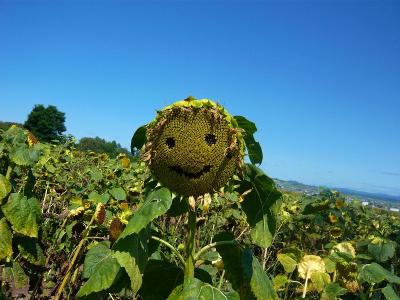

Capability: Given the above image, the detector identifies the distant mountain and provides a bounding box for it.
[274,178,400,204]
[333,187,400,203]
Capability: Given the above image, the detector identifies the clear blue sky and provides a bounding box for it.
[1,0,399,195]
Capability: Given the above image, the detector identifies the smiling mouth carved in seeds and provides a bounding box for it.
[169,165,212,179]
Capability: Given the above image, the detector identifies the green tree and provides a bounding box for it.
[77,137,129,157]
[24,105,66,142]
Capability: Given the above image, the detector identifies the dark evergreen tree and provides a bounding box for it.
[24,105,66,142]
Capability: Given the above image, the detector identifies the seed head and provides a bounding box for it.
[143,97,245,196]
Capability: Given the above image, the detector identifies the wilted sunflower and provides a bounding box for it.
[328,214,338,223]
[330,227,342,238]
[335,199,345,209]
[141,97,245,197]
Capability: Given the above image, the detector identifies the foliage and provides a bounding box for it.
[24,104,66,142]
[77,136,130,158]
[0,122,23,132]
[0,119,399,300]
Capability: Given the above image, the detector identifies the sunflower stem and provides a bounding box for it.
[302,271,310,298]
[184,209,197,284]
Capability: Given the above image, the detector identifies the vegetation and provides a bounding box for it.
[77,137,130,158]
[0,122,23,132]
[0,112,399,299]
[24,105,66,143]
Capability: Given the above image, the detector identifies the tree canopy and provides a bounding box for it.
[76,137,130,157]
[0,122,23,131]
[24,105,66,142]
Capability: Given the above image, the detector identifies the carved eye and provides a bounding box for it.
[205,134,216,146]
[226,151,234,159]
[165,137,175,149]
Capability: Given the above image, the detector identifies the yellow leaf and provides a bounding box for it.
[332,242,356,258]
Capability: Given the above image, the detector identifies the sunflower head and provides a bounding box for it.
[142,97,245,197]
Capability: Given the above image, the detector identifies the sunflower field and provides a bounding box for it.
[0,120,399,299]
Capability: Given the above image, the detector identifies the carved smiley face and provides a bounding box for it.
[145,103,242,197]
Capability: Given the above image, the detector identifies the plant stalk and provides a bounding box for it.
[184,209,197,284]
[6,165,13,180]
[218,270,225,289]
[150,236,185,266]
[262,247,268,270]
[283,271,294,300]
[54,213,96,300]
[193,240,236,261]
[302,271,310,298]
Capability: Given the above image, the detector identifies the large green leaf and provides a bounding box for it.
[16,237,45,266]
[113,227,150,273]
[116,187,172,241]
[140,260,184,300]
[113,251,142,295]
[0,218,13,260]
[368,237,397,263]
[82,242,113,279]
[76,253,121,298]
[277,253,297,273]
[238,164,281,248]
[167,278,239,300]
[242,248,278,300]
[234,116,262,165]
[2,193,41,238]
[321,283,347,300]
[79,243,144,297]
[214,233,243,290]
[9,144,42,166]
[215,232,278,300]
[131,125,147,154]
[358,263,387,284]
[386,271,400,284]
[272,274,288,290]
[90,168,103,182]
[0,174,11,202]
[3,126,28,145]
[88,191,109,205]
[359,263,400,284]
[109,187,126,201]
[382,285,400,300]
[139,259,215,300]
[111,188,166,288]
[311,272,331,292]
[167,196,189,217]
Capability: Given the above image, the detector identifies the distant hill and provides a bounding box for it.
[334,187,400,203]
[274,178,320,194]
[274,178,400,204]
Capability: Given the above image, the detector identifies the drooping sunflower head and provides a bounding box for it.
[142,97,245,197]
